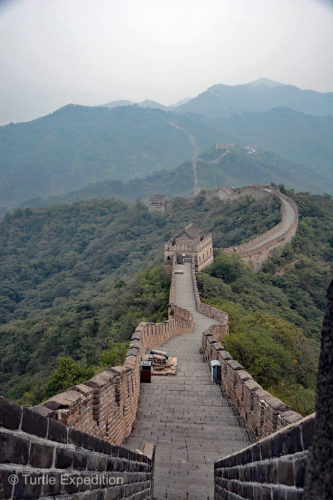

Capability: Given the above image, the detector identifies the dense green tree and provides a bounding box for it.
[44,357,95,399]
[1,190,331,412]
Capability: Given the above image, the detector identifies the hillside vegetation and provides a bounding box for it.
[197,191,333,414]
[20,144,323,210]
[1,190,332,415]
[0,194,280,403]
[223,108,333,182]
[0,105,221,212]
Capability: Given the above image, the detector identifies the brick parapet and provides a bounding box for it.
[201,327,303,441]
[191,261,229,330]
[168,255,176,308]
[191,260,302,440]
[224,191,298,271]
[214,414,315,499]
[33,260,193,448]
[0,396,154,499]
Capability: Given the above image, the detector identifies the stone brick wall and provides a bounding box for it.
[0,396,154,499]
[32,261,193,447]
[224,192,298,271]
[34,309,193,447]
[168,255,176,306]
[191,261,229,334]
[191,246,303,441]
[214,414,315,499]
[164,227,213,271]
[201,327,303,440]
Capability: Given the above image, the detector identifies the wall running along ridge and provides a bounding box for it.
[31,259,193,447]
[0,254,193,499]
[191,262,303,440]
[191,261,317,498]
[224,191,298,272]
[0,396,154,499]
[191,261,229,337]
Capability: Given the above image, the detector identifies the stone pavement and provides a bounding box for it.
[125,262,249,499]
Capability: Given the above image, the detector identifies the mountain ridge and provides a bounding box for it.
[19,144,327,211]
[177,80,333,118]
[1,79,332,214]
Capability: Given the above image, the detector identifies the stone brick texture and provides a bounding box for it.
[164,225,214,271]
[192,260,303,441]
[0,396,153,499]
[201,327,303,441]
[214,414,315,499]
[224,191,298,272]
[28,256,193,449]
[191,261,229,334]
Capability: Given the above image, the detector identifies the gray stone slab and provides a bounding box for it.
[125,262,249,499]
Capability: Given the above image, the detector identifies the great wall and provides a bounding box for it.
[0,188,331,499]
[152,185,298,272]
[222,188,298,272]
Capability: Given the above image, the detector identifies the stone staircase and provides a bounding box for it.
[125,262,249,499]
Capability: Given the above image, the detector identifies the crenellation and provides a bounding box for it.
[214,416,315,499]
[192,260,303,442]
[0,396,155,498]
[224,191,298,271]
[1,213,328,498]
[29,260,194,450]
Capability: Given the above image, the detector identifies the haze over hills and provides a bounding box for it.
[20,144,325,210]
[101,99,168,110]
[0,105,223,212]
[101,78,333,117]
[0,79,332,215]
[176,78,333,118]
[223,107,333,180]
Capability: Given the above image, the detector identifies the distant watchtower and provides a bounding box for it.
[164,223,213,271]
[149,194,170,214]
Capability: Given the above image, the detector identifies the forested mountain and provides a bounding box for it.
[195,144,327,193]
[222,108,333,182]
[0,105,222,212]
[1,80,332,215]
[20,144,326,210]
[1,190,332,415]
[0,194,282,402]
[177,79,333,118]
[197,190,333,414]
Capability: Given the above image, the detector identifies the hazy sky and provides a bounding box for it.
[0,0,332,125]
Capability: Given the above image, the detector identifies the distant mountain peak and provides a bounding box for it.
[138,100,166,110]
[247,78,284,88]
[101,99,134,109]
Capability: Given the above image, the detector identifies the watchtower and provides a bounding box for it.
[148,194,170,214]
[164,223,213,271]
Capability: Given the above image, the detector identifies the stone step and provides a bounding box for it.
[125,262,249,499]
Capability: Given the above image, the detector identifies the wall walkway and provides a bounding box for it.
[224,191,298,271]
[125,262,249,499]
[32,306,193,447]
